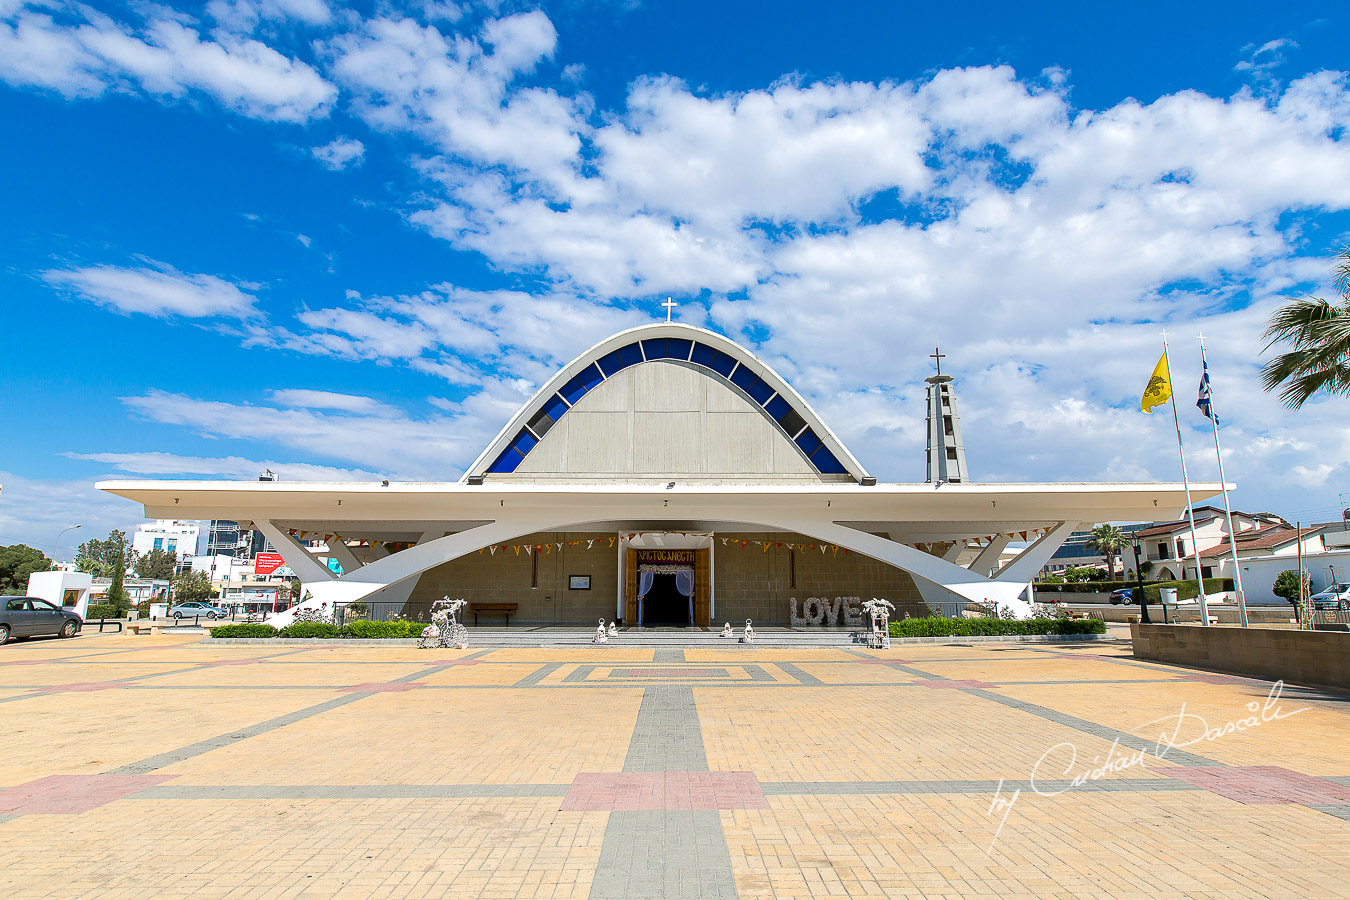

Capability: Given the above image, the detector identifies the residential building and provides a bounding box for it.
[1122,506,1285,580]
[131,520,206,570]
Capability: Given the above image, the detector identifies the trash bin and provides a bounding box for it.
[1159,588,1178,606]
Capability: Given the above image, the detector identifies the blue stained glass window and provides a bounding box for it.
[795,428,823,456]
[559,363,603,405]
[487,447,523,473]
[764,395,791,421]
[640,338,692,360]
[509,428,537,456]
[811,447,848,474]
[597,342,643,376]
[730,365,774,404]
[691,343,737,377]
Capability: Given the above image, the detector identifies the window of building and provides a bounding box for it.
[153,538,163,551]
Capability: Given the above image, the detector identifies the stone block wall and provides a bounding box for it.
[408,532,620,624]
[1131,623,1350,689]
[712,532,922,625]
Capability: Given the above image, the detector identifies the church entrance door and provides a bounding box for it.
[641,571,692,626]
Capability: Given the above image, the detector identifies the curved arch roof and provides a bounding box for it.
[464,323,871,483]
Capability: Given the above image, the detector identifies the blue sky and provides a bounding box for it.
[2,0,1349,557]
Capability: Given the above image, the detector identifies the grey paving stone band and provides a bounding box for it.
[590,685,739,899]
[591,811,737,900]
[107,692,371,775]
[512,661,565,687]
[624,686,707,773]
[773,662,824,685]
[652,648,686,664]
[965,688,1223,768]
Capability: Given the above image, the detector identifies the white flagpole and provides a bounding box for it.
[1199,335,1248,627]
[1162,330,1210,624]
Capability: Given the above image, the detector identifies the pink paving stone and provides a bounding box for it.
[340,682,423,692]
[854,659,911,666]
[917,678,997,689]
[28,682,134,693]
[0,660,47,667]
[429,660,482,667]
[561,772,768,811]
[0,774,172,815]
[1156,766,1350,805]
[199,659,264,666]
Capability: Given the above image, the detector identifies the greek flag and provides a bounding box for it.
[1196,361,1217,423]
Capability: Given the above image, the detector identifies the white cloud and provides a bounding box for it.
[67,452,381,482]
[311,136,365,169]
[207,0,332,32]
[119,389,491,479]
[0,469,146,561]
[0,4,335,122]
[44,261,260,318]
[268,389,397,416]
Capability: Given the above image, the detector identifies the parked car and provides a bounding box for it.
[1309,583,1350,610]
[1109,588,1136,605]
[168,601,226,620]
[1,596,82,644]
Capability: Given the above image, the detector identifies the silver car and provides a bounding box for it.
[1310,583,1350,610]
[1,597,82,644]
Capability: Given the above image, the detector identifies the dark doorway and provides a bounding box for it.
[642,572,691,626]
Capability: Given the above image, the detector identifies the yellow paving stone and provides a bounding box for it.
[2,688,345,782]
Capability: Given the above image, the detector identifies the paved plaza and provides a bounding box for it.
[2,632,1349,899]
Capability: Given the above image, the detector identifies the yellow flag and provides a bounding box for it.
[1141,352,1172,413]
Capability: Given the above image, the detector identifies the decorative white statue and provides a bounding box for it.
[861,598,894,649]
[607,621,618,638]
[739,618,755,644]
[420,596,469,649]
[720,622,733,638]
[594,618,609,643]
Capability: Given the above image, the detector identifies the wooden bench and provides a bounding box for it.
[126,622,165,636]
[468,603,518,626]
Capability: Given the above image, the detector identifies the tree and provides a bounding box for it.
[1085,524,1128,578]
[289,578,301,601]
[1273,569,1312,625]
[133,548,177,580]
[1261,247,1350,409]
[0,544,54,595]
[172,569,215,604]
[74,530,129,578]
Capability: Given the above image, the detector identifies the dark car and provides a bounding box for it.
[1109,588,1136,605]
[0,596,83,644]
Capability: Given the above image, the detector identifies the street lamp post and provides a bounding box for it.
[55,524,84,561]
[1132,534,1152,625]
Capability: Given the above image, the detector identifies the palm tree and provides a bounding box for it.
[1261,248,1350,409]
[1085,524,1127,578]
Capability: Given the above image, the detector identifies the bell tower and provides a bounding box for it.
[925,348,969,484]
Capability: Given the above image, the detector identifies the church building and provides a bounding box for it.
[101,322,1220,627]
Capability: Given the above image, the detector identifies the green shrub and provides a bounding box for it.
[339,618,423,639]
[279,622,340,638]
[85,604,117,620]
[209,623,278,638]
[889,617,1107,638]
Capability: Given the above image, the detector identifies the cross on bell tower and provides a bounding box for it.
[662,297,678,322]
[924,347,969,484]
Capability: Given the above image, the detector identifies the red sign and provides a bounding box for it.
[254,552,285,575]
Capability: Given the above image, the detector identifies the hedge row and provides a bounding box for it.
[1035,578,1234,594]
[889,617,1107,638]
[84,604,117,620]
[209,619,427,639]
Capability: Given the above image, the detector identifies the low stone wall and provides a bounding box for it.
[1073,604,1296,625]
[1130,623,1350,689]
